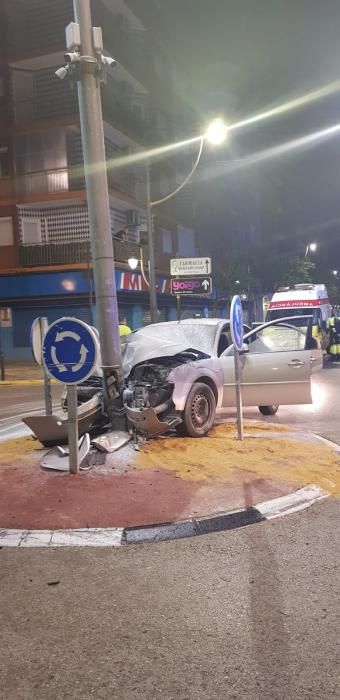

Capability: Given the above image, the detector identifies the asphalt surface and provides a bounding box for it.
[1,362,339,443]
[1,364,340,699]
[1,499,339,700]
[0,384,62,442]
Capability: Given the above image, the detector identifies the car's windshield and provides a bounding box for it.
[127,323,218,355]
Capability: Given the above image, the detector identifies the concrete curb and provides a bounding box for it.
[0,485,328,548]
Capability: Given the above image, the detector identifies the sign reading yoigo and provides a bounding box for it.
[171,277,212,296]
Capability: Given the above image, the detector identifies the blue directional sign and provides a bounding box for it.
[42,317,98,384]
[230,295,244,352]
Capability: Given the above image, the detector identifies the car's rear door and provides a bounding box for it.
[220,321,320,407]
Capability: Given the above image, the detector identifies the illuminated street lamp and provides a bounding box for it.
[332,269,338,276]
[127,256,138,271]
[305,242,317,257]
[205,117,229,146]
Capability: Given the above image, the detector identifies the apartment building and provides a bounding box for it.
[0,0,212,360]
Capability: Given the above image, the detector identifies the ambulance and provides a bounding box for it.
[265,283,331,349]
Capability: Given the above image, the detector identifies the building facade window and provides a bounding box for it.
[0,217,14,246]
[177,226,195,257]
[21,218,42,245]
[162,228,173,254]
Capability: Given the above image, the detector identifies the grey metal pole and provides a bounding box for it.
[145,161,158,324]
[233,350,244,440]
[176,294,181,321]
[73,0,125,426]
[0,320,5,381]
[67,385,80,474]
[40,317,52,415]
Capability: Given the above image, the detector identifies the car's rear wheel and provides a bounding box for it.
[258,404,279,416]
[180,382,216,437]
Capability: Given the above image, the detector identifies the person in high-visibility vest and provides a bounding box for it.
[327,311,340,360]
[119,316,132,336]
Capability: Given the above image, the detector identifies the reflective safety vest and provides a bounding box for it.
[327,317,340,355]
[119,323,132,336]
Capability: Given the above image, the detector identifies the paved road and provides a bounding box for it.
[0,385,61,442]
[1,364,339,443]
[1,499,339,699]
[1,366,340,698]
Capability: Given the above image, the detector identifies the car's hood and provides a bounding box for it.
[121,325,214,376]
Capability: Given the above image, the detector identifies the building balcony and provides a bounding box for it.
[15,166,143,205]
[19,239,141,268]
[11,89,147,146]
[18,239,172,275]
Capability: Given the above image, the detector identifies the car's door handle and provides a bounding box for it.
[288,359,306,367]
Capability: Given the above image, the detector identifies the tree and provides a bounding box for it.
[274,255,315,288]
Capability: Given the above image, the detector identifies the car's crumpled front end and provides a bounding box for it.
[123,350,207,436]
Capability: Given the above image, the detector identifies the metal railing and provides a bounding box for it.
[15,165,140,201]
[19,239,143,267]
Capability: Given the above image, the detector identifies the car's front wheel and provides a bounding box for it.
[258,404,279,416]
[180,382,216,437]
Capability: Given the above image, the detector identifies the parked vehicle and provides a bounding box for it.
[265,284,331,350]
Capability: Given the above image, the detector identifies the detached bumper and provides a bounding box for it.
[22,394,104,447]
[126,406,171,437]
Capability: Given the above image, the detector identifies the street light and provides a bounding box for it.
[128,247,150,290]
[127,256,139,271]
[146,118,228,323]
[205,118,229,145]
[305,242,317,257]
[332,269,338,276]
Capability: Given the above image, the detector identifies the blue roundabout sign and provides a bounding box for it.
[230,295,244,352]
[42,317,98,384]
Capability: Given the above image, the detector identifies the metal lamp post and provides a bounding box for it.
[146,118,228,324]
[70,0,124,427]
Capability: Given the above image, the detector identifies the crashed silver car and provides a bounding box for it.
[114,316,322,438]
[25,316,322,447]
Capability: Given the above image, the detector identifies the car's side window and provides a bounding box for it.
[217,325,232,356]
[247,325,307,354]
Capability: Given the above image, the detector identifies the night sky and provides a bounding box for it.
[145,0,340,277]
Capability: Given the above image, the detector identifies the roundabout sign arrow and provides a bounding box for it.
[43,317,98,385]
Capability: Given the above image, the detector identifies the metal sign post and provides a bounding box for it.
[31,317,53,415]
[40,318,53,416]
[42,317,98,474]
[230,295,244,440]
[233,350,244,440]
[67,385,80,475]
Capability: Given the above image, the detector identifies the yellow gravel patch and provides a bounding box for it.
[137,423,340,495]
[0,437,40,465]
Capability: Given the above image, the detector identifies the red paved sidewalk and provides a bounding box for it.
[0,428,321,530]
